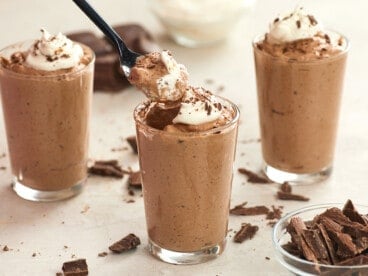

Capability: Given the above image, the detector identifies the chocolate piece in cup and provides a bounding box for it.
[253,7,348,184]
[0,29,95,201]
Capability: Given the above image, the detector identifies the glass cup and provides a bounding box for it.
[0,41,95,201]
[134,99,239,264]
[148,0,254,48]
[253,33,349,184]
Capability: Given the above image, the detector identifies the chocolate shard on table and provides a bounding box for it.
[128,171,142,188]
[277,191,310,201]
[233,223,259,243]
[284,200,368,268]
[88,159,129,178]
[238,167,271,184]
[67,24,159,92]
[109,233,141,253]
[230,202,269,216]
[62,259,88,276]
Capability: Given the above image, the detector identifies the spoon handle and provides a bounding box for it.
[72,0,127,59]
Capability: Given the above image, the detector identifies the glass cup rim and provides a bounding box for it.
[252,30,350,64]
[272,202,368,271]
[0,40,95,80]
[133,96,240,137]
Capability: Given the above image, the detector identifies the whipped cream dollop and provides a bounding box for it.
[173,87,223,125]
[268,7,322,44]
[25,29,84,71]
[157,50,188,101]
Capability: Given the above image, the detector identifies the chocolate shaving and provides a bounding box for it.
[62,259,88,276]
[233,223,259,243]
[266,205,283,220]
[126,136,138,154]
[98,252,108,257]
[296,20,301,28]
[307,15,318,26]
[109,233,141,253]
[324,34,331,44]
[280,182,292,193]
[277,191,309,201]
[237,168,271,184]
[88,160,129,178]
[128,171,142,188]
[230,202,269,216]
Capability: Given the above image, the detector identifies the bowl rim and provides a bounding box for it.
[272,202,368,270]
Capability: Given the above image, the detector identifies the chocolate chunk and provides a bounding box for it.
[230,202,269,216]
[109,233,141,253]
[128,171,142,188]
[280,182,292,193]
[94,53,129,92]
[145,104,181,130]
[302,229,331,264]
[98,252,108,257]
[237,168,271,184]
[343,200,368,226]
[233,223,259,243]
[282,242,303,257]
[126,136,138,154]
[320,217,358,259]
[277,191,309,201]
[3,245,9,251]
[88,160,129,178]
[266,205,283,220]
[62,259,88,276]
[287,217,318,263]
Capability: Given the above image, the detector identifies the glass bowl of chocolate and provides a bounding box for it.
[272,200,368,275]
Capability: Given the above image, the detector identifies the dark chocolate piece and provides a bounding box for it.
[126,136,138,154]
[233,223,259,243]
[277,191,310,201]
[62,259,88,276]
[237,168,271,184]
[287,217,318,263]
[98,252,108,257]
[343,200,368,226]
[280,182,292,193]
[88,160,129,178]
[94,53,130,92]
[302,229,331,264]
[109,233,141,253]
[266,205,283,220]
[230,202,269,216]
[145,104,181,130]
[128,171,142,188]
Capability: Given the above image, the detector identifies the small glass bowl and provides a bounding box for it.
[272,203,368,275]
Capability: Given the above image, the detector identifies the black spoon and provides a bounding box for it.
[73,0,140,77]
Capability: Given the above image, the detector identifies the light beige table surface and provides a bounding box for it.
[0,0,367,275]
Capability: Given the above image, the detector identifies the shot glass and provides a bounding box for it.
[134,99,239,264]
[253,33,349,184]
[0,41,94,201]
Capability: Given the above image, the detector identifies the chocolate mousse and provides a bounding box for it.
[0,29,94,199]
[131,50,239,260]
[253,7,348,181]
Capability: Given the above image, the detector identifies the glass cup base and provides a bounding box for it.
[263,163,332,185]
[148,238,226,265]
[12,179,85,202]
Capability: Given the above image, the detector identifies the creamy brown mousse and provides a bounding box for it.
[129,51,188,102]
[0,38,94,191]
[254,9,348,174]
[132,51,238,253]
